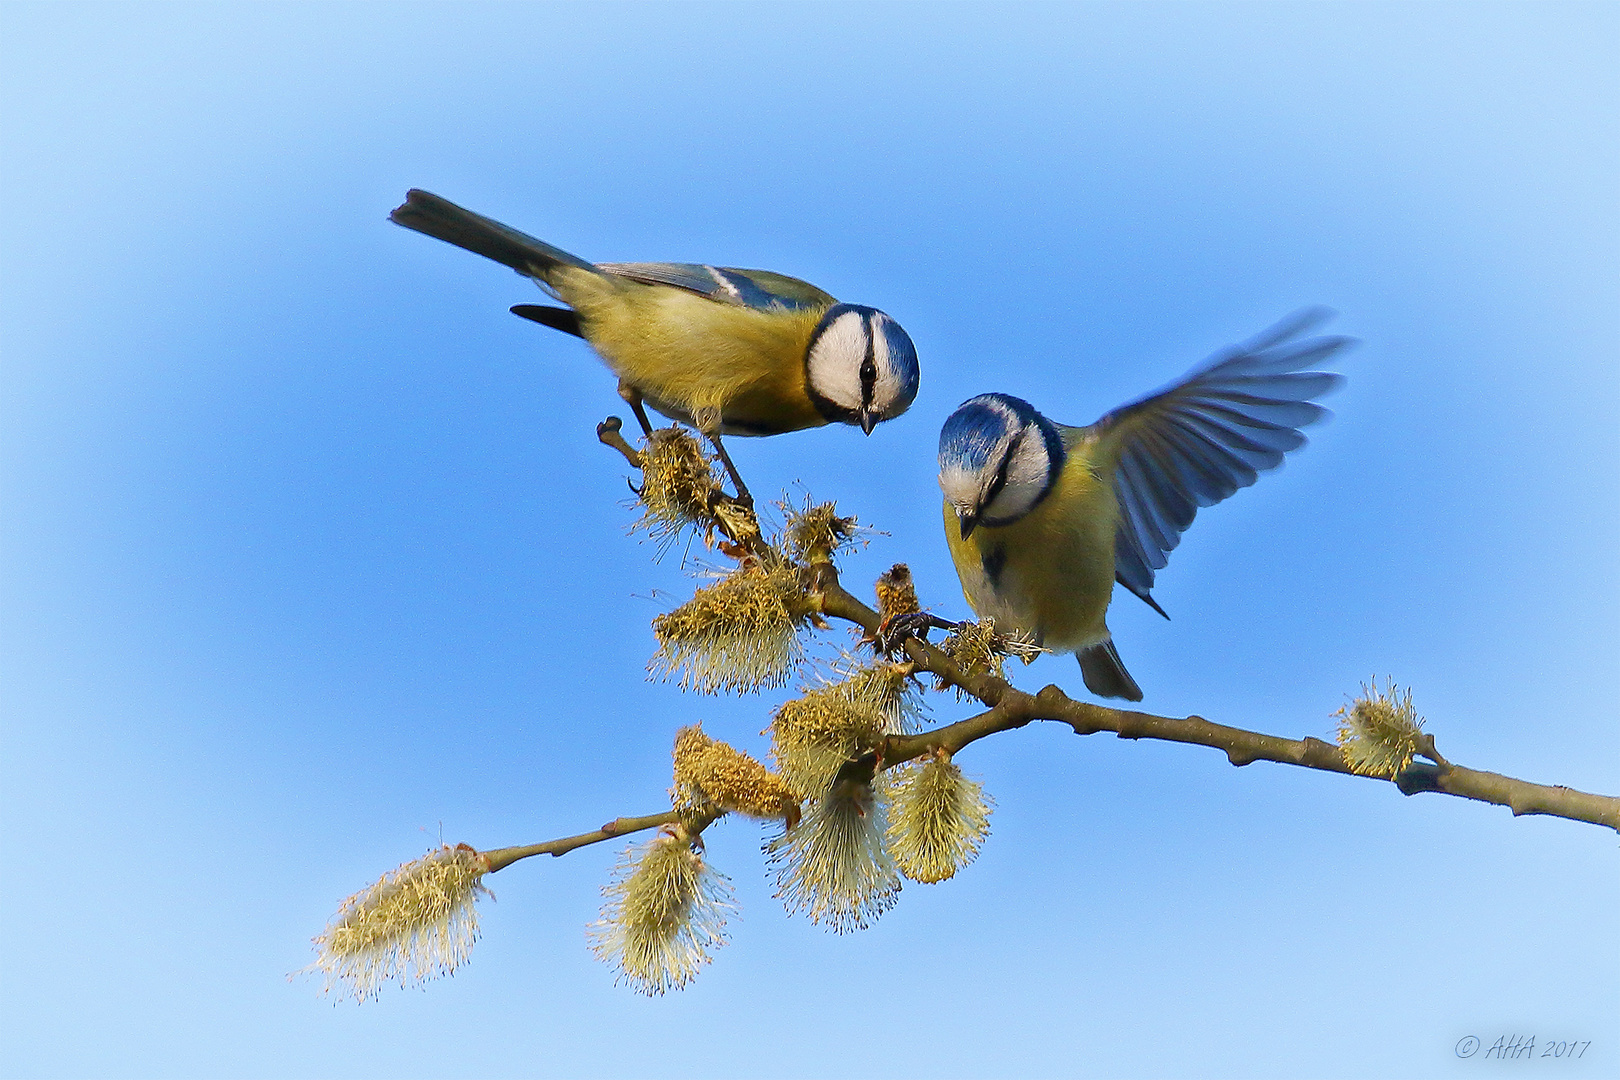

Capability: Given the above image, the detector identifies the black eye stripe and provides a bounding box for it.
[981,427,1025,512]
[804,306,877,425]
[859,319,878,407]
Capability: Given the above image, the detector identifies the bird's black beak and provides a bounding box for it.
[859,411,878,436]
[957,509,978,540]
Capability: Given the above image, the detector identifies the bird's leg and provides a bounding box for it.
[703,431,753,509]
[617,381,654,438]
[689,407,754,507]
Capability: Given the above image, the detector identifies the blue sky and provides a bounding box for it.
[2,3,1615,1077]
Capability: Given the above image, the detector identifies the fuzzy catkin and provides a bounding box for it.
[588,832,734,996]
[769,686,888,800]
[874,563,920,620]
[672,723,800,822]
[781,499,860,561]
[1335,679,1425,778]
[831,661,924,735]
[632,428,720,546]
[651,562,812,694]
[887,757,993,883]
[768,781,900,933]
[307,844,490,1002]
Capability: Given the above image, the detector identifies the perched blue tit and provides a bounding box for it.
[936,310,1351,701]
[389,190,920,441]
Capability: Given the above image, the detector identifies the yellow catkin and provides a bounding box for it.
[780,498,860,561]
[874,563,920,621]
[767,780,900,933]
[886,756,993,884]
[633,428,721,549]
[588,830,734,996]
[306,844,490,1002]
[1335,678,1426,778]
[824,659,924,735]
[939,618,1006,683]
[651,562,813,694]
[672,723,800,824]
[769,685,888,800]
[936,617,1041,694]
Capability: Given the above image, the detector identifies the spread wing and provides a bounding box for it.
[596,262,834,311]
[1078,309,1352,615]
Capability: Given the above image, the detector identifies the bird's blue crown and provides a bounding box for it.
[937,393,1066,527]
[938,393,1061,472]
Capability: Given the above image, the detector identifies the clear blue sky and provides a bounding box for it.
[2,3,1615,1077]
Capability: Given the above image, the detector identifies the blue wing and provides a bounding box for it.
[597,262,834,311]
[1081,309,1353,615]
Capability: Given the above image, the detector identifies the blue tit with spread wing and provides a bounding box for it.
[389,190,920,444]
[936,310,1351,701]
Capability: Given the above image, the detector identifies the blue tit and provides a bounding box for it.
[936,310,1351,701]
[389,190,920,442]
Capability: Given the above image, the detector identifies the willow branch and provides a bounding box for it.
[596,416,645,468]
[481,808,723,873]
[592,420,1618,834]
[815,564,1620,834]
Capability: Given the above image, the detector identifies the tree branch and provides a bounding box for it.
[815,561,1620,833]
[594,418,1620,835]
[481,809,723,873]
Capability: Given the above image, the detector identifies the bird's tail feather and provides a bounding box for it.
[511,305,584,338]
[389,189,596,281]
[1078,640,1143,701]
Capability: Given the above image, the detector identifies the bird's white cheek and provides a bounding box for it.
[981,434,1053,522]
[806,312,869,410]
[871,365,904,414]
[866,321,907,414]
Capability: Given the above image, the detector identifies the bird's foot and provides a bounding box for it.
[873,611,960,655]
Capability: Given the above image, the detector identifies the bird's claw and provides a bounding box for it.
[873,611,957,655]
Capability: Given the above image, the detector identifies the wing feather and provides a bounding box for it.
[596,262,834,311]
[1087,309,1352,612]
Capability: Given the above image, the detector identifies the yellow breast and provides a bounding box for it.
[942,454,1120,653]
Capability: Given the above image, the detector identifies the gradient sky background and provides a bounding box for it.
[2,3,1616,1078]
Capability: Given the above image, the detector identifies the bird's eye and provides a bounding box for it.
[859,347,878,407]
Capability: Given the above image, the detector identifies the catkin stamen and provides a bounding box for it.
[1335,678,1426,778]
[651,562,814,694]
[306,843,490,1002]
[588,830,734,996]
